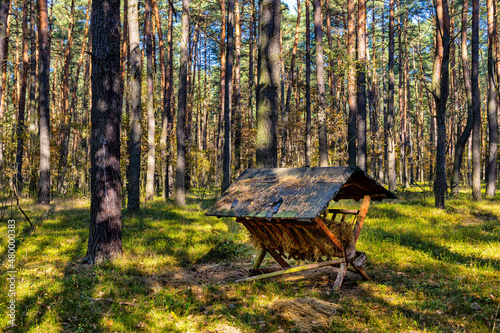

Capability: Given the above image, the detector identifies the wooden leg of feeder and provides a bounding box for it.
[351,252,372,281]
[353,195,371,243]
[333,262,348,292]
[253,248,267,269]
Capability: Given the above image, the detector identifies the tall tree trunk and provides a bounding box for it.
[314,0,327,167]
[356,0,367,171]
[325,0,336,113]
[304,0,311,167]
[56,0,76,194]
[471,0,481,201]
[222,0,234,193]
[164,1,174,199]
[432,0,450,209]
[85,0,123,264]
[145,0,155,201]
[486,0,497,197]
[451,0,473,195]
[234,0,242,172]
[387,0,396,191]
[15,0,29,192]
[127,0,142,212]
[347,0,357,167]
[176,0,189,205]
[38,0,51,204]
[0,0,10,172]
[256,0,280,168]
[247,0,255,168]
[283,0,301,168]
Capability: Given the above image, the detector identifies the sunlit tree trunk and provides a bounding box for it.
[127,0,142,212]
[356,0,367,171]
[387,0,396,191]
[176,0,189,206]
[304,0,311,167]
[256,0,280,168]
[234,0,242,172]
[15,0,29,192]
[0,0,10,172]
[471,0,481,201]
[432,0,450,209]
[145,0,155,201]
[486,0,497,197]
[314,0,327,167]
[38,0,51,204]
[347,0,357,167]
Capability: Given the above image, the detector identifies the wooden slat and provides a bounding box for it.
[301,227,332,259]
[314,217,344,251]
[235,258,345,283]
[269,224,305,260]
[242,222,289,267]
[327,209,360,215]
[353,195,371,243]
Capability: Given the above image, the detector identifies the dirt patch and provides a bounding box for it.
[270,297,341,332]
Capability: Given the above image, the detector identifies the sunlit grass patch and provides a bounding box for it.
[0,190,499,332]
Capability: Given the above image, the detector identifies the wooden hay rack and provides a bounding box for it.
[206,166,395,291]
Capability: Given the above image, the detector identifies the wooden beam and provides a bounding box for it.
[333,262,348,292]
[253,248,267,269]
[314,217,344,251]
[235,258,345,283]
[353,195,371,243]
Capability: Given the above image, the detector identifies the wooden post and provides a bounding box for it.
[333,262,348,291]
[253,248,267,269]
[315,217,344,251]
[353,195,371,243]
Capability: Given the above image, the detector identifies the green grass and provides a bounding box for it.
[0,188,499,332]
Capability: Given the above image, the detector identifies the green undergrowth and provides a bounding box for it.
[0,187,499,332]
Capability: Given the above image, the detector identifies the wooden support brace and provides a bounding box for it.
[350,252,372,281]
[353,195,371,243]
[235,258,345,283]
[253,248,267,269]
[315,217,344,251]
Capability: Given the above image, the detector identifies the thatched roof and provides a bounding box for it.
[206,166,395,220]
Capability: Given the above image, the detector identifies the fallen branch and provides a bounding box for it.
[13,185,34,230]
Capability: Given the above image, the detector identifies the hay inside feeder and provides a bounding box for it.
[247,218,355,261]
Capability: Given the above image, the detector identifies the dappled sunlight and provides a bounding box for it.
[1,192,499,332]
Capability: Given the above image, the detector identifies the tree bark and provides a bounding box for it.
[15,0,30,192]
[256,0,280,168]
[0,0,10,171]
[304,0,311,167]
[85,0,123,264]
[432,0,450,209]
[38,0,51,204]
[283,0,301,168]
[347,0,357,167]
[387,0,396,191]
[176,0,189,205]
[486,0,497,197]
[56,0,76,195]
[145,0,155,201]
[451,0,473,196]
[222,0,234,193]
[127,0,142,212]
[356,0,367,171]
[234,0,242,172]
[314,0,327,167]
[471,0,481,201]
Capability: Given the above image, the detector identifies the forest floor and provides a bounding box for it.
[0,186,499,332]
